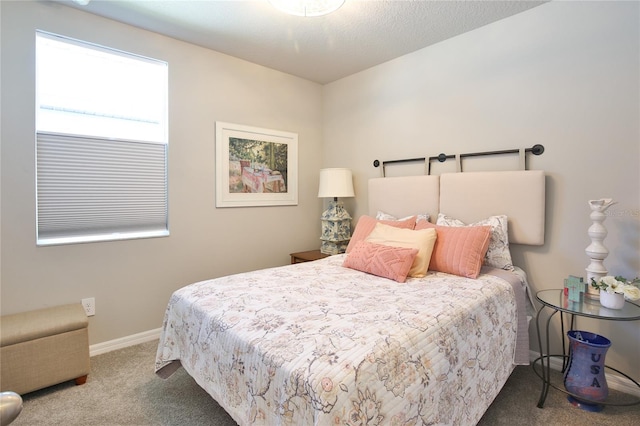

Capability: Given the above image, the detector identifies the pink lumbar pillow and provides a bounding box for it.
[343,241,418,283]
[415,221,492,279]
[436,213,514,271]
[346,215,416,254]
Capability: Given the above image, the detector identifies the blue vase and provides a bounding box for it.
[564,330,611,410]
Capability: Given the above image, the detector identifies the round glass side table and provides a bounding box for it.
[533,289,640,409]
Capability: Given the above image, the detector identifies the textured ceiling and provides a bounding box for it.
[61,0,546,84]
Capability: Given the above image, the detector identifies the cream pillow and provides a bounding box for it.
[364,222,437,278]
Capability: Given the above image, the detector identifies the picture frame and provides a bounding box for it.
[215,122,298,207]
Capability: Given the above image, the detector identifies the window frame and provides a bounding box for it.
[35,31,169,246]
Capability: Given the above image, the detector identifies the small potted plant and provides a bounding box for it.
[591,275,640,309]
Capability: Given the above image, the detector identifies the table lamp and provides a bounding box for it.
[318,168,355,255]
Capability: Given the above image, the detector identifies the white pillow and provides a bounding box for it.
[376,211,430,223]
[436,213,514,271]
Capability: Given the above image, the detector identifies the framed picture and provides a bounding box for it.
[215,122,298,207]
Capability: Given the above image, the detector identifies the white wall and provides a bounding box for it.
[323,1,639,379]
[2,0,639,385]
[0,1,324,344]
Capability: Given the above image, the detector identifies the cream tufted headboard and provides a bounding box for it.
[368,170,545,245]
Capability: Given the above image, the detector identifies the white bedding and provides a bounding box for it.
[155,254,529,425]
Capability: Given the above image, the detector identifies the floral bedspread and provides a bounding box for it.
[155,255,526,425]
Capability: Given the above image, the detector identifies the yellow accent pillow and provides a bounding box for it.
[364,222,437,278]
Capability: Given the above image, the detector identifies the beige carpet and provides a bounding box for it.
[12,340,639,425]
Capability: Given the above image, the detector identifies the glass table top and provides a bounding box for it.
[536,289,640,321]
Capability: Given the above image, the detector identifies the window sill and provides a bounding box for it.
[37,230,170,246]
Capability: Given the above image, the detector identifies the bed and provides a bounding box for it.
[155,170,546,425]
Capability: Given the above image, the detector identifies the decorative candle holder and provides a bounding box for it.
[585,199,616,299]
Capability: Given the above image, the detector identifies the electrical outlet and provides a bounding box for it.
[81,297,95,316]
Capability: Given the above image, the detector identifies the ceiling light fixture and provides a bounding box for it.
[269,0,345,17]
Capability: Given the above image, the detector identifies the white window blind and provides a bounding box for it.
[35,31,168,245]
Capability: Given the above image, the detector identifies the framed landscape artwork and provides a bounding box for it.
[215,122,298,207]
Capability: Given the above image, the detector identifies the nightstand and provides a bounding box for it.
[533,289,640,409]
[290,250,330,264]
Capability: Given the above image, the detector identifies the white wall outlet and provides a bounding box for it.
[81,297,95,316]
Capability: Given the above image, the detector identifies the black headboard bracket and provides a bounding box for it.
[373,144,544,176]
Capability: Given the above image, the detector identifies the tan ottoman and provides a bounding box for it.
[0,304,90,395]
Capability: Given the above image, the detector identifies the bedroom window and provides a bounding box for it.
[35,31,168,246]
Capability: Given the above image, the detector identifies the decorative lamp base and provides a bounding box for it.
[320,240,349,255]
[320,200,352,255]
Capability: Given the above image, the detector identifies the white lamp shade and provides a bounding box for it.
[318,168,354,198]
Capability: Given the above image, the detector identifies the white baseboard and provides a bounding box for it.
[529,350,640,397]
[89,328,162,357]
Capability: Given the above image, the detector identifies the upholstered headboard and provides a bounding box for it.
[368,170,545,245]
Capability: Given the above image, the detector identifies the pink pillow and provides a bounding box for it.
[343,241,418,283]
[346,215,416,254]
[437,213,514,271]
[415,222,491,279]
